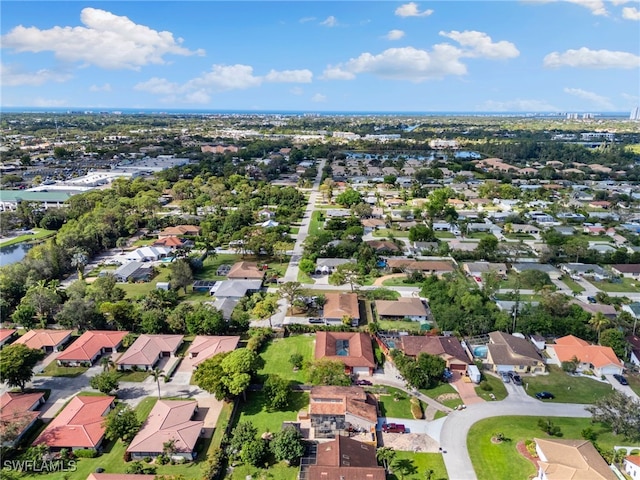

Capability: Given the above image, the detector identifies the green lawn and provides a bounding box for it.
[559,275,585,293]
[116,370,150,382]
[421,383,463,409]
[257,335,314,384]
[467,232,497,240]
[589,277,640,293]
[235,390,309,435]
[468,416,619,480]
[230,462,298,480]
[434,231,455,239]
[503,233,535,240]
[376,386,426,419]
[523,365,615,403]
[627,372,640,397]
[309,210,324,235]
[131,237,155,247]
[499,271,520,290]
[120,268,171,298]
[289,227,300,235]
[382,277,425,287]
[475,374,508,401]
[194,253,240,279]
[37,363,88,377]
[494,293,543,302]
[372,228,410,238]
[297,269,314,283]
[0,228,55,247]
[377,320,427,333]
[389,452,448,480]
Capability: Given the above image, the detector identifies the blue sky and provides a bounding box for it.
[1,1,639,112]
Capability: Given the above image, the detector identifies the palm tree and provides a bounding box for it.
[589,312,610,343]
[150,367,165,398]
[376,447,396,473]
[100,356,115,372]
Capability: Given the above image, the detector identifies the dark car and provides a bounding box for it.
[613,374,629,385]
[535,391,555,400]
[509,372,523,386]
[308,318,324,324]
[587,296,597,304]
[355,379,372,386]
[382,423,406,434]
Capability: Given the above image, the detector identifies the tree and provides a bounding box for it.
[408,224,436,242]
[481,270,501,299]
[520,270,552,291]
[377,447,396,473]
[289,353,304,370]
[169,259,193,294]
[150,367,165,398]
[307,359,351,386]
[100,356,115,372]
[564,236,589,263]
[11,304,36,329]
[229,421,258,457]
[589,312,610,343]
[476,236,499,258]
[103,404,142,444]
[264,374,290,410]
[299,258,316,276]
[278,281,305,315]
[271,425,305,464]
[240,438,268,467]
[116,237,128,253]
[329,263,363,292]
[89,370,119,395]
[70,248,89,280]
[252,294,279,328]
[599,328,627,358]
[586,390,640,440]
[335,189,362,207]
[0,344,44,391]
[193,349,259,401]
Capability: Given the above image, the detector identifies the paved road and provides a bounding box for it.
[439,400,592,480]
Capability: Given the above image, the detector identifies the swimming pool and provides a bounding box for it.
[472,345,488,358]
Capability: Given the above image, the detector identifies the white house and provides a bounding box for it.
[624,456,640,480]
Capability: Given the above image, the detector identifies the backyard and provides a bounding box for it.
[388,451,448,480]
[523,365,615,403]
[235,390,309,435]
[377,320,429,333]
[373,385,427,419]
[468,416,618,480]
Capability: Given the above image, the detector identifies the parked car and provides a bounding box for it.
[587,296,597,304]
[382,423,406,434]
[500,372,510,383]
[535,391,555,400]
[308,318,324,324]
[355,379,372,386]
[613,374,629,385]
[509,372,523,386]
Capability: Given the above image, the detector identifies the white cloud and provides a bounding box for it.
[1,7,205,70]
[564,87,614,109]
[439,30,519,59]
[135,64,313,104]
[395,2,434,17]
[299,17,316,23]
[0,63,71,86]
[320,16,338,27]
[479,99,559,111]
[89,83,112,92]
[385,29,406,40]
[322,45,467,82]
[265,69,313,83]
[311,93,327,102]
[528,0,608,16]
[544,47,640,68]
[611,0,631,5]
[622,6,640,19]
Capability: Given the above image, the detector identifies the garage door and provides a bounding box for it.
[353,367,370,376]
[495,365,511,373]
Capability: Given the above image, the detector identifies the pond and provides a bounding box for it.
[0,242,33,266]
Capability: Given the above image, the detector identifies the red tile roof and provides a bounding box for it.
[187,336,240,367]
[0,329,16,344]
[308,436,385,480]
[57,330,128,362]
[553,335,622,369]
[315,332,375,369]
[323,293,360,320]
[227,261,265,279]
[116,334,183,367]
[0,392,44,440]
[309,386,378,423]
[34,395,114,449]
[13,329,73,350]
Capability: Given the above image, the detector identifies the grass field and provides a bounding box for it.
[559,275,585,293]
[475,374,508,401]
[523,365,615,403]
[230,462,299,480]
[388,452,448,480]
[235,390,309,435]
[588,277,640,293]
[627,372,640,397]
[377,320,428,333]
[120,268,171,298]
[309,210,324,235]
[376,386,426,419]
[468,416,618,480]
[434,231,455,239]
[194,253,240,279]
[37,363,88,377]
[421,383,463,409]
[116,370,150,382]
[381,277,425,287]
[0,228,55,247]
[257,335,314,384]
[372,228,410,238]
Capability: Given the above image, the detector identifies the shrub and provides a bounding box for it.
[410,398,423,419]
[581,427,597,442]
[480,381,493,391]
[156,454,170,465]
[143,456,152,463]
[74,449,98,458]
[525,440,537,457]
[289,353,304,369]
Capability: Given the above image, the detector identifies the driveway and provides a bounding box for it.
[451,375,484,405]
[195,395,224,438]
[604,374,640,401]
[439,401,591,480]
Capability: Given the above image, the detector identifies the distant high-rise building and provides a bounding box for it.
[631,107,640,121]
[566,113,578,120]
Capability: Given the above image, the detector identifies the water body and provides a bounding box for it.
[0,242,33,266]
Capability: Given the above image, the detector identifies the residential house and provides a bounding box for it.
[462,262,507,278]
[384,258,455,276]
[588,201,612,209]
[112,261,154,283]
[360,218,386,234]
[308,386,378,439]
[307,436,385,480]
[124,246,172,262]
[627,335,640,366]
[486,331,546,374]
[116,334,184,371]
[511,263,562,280]
[569,300,617,319]
[13,329,73,353]
[550,335,623,376]
[316,258,356,275]
[553,226,576,236]
[158,225,201,238]
[323,293,360,327]
[153,236,191,249]
[0,329,16,347]
[560,263,610,281]
[0,391,45,446]
[211,279,263,298]
[398,336,470,372]
[315,332,376,376]
[33,395,115,451]
[534,438,616,480]
[622,303,640,320]
[127,400,203,461]
[187,336,240,369]
[366,240,402,254]
[467,222,493,233]
[611,264,640,279]
[374,298,428,322]
[227,261,265,280]
[510,224,540,235]
[624,456,640,480]
[57,330,129,367]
